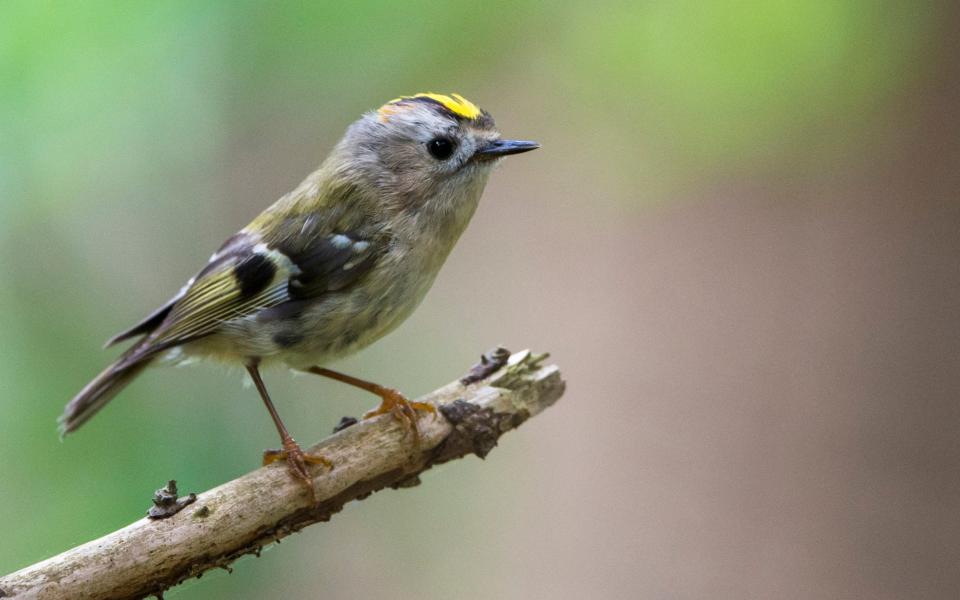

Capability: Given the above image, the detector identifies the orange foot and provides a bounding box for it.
[263,438,333,498]
[362,387,436,449]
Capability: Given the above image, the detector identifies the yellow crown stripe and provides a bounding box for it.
[381,92,482,120]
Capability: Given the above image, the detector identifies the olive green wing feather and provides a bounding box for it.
[154,253,289,345]
[112,225,383,366]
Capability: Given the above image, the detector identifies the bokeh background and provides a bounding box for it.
[2,2,959,598]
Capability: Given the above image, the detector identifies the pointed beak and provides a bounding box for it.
[475,139,540,159]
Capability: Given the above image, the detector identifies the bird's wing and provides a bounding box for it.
[103,295,179,348]
[112,223,383,365]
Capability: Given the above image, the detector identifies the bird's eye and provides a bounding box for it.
[426,137,456,160]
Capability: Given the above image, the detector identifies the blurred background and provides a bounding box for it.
[2,2,959,598]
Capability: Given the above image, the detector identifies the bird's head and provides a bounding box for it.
[330,93,538,223]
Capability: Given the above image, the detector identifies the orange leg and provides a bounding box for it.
[246,364,332,497]
[307,367,435,448]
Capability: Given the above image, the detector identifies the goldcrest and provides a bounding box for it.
[60,93,539,485]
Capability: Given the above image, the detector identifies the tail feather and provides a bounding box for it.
[59,356,152,436]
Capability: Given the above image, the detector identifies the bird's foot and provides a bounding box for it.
[263,438,332,499]
[362,388,436,449]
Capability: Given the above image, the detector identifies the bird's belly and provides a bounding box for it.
[280,277,434,369]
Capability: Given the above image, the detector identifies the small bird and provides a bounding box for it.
[60,93,538,487]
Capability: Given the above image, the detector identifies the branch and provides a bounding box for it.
[0,350,565,600]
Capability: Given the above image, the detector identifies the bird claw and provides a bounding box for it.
[262,439,332,501]
[362,388,435,450]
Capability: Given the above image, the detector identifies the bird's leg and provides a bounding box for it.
[306,366,435,449]
[246,364,332,497]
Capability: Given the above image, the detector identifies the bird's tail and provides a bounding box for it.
[59,352,153,436]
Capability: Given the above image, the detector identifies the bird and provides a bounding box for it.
[60,93,539,489]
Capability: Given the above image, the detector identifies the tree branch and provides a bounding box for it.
[0,350,565,600]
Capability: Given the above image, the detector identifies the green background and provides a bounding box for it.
[2,2,958,599]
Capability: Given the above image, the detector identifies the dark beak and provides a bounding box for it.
[475,139,540,159]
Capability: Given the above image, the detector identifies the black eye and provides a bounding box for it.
[427,137,456,160]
